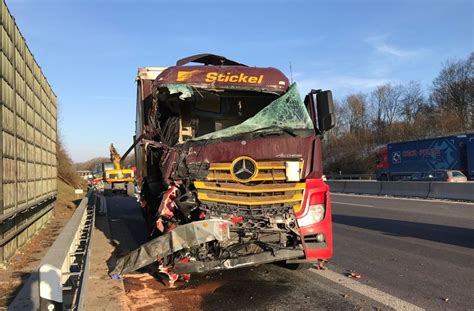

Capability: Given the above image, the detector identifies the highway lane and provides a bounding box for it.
[329,193,474,310]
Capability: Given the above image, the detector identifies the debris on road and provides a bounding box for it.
[346,271,362,279]
[315,260,328,270]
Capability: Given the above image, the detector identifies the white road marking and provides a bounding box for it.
[311,269,425,310]
[332,201,373,208]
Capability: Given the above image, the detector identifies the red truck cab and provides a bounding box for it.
[120,54,336,276]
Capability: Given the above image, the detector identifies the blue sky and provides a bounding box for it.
[7,0,473,162]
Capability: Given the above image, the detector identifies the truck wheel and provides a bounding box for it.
[275,261,314,270]
[380,174,388,181]
[283,263,314,270]
[126,182,135,197]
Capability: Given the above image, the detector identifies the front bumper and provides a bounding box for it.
[112,219,231,275]
[173,249,305,274]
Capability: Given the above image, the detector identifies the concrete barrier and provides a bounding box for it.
[326,181,345,193]
[327,180,473,202]
[343,180,382,195]
[428,182,474,201]
[380,181,430,198]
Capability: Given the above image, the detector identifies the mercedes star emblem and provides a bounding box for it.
[232,157,257,182]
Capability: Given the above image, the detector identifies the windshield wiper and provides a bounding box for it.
[250,126,298,137]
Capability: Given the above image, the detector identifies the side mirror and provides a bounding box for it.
[310,90,335,133]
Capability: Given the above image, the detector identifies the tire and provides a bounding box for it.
[380,174,388,181]
[275,261,314,270]
[126,182,135,197]
[283,263,314,270]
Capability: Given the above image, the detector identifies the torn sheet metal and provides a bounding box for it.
[111,219,231,275]
[189,83,313,141]
[160,83,194,100]
[173,249,305,274]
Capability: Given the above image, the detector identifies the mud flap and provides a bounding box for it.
[111,219,231,275]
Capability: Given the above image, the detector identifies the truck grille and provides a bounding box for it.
[206,160,288,182]
[194,159,304,209]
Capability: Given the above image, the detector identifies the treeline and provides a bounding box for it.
[74,154,136,171]
[323,53,473,174]
[57,137,86,188]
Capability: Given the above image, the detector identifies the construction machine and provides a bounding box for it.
[103,144,135,195]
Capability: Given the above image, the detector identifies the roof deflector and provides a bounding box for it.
[176,53,248,67]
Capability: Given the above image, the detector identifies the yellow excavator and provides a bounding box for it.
[103,144,135,195]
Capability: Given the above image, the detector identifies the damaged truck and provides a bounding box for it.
[113,54,335,283]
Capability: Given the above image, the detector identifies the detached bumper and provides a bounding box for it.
[112,219,231,275]
[173,249,305,274]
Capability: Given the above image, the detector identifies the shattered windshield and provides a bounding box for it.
[190,83,313,141]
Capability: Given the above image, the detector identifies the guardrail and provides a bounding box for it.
[9,190,96,310]
[327,180,474,202]
[327,174,377,180]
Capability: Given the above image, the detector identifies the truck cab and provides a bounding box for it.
[131,54,335,274]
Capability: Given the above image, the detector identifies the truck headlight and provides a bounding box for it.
[285,161,301,182]
[297,204,325,227]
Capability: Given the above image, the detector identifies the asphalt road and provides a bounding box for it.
[101,193,474,310]
[330,193,474,310]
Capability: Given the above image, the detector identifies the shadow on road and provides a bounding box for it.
[93,193,149,274]
[333,215,474,248]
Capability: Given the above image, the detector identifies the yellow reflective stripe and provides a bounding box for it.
[209,161,287,171]
[194,181,305,193]
[106,178,135,182]
[257,161,286,169]
[207,172,286,182]
[197,192,303,206]
[209,163,232,171]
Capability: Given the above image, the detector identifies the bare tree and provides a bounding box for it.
[431,53,473,130]
[382,84,404,126]
[369,85,385,129]
[332,99,349,136]
[344,93,368,133]
[402,81,425,123]
[369,83,404,141]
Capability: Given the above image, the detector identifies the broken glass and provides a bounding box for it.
[189,83,313,141]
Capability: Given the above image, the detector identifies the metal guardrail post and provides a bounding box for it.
[39,264,63,310]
